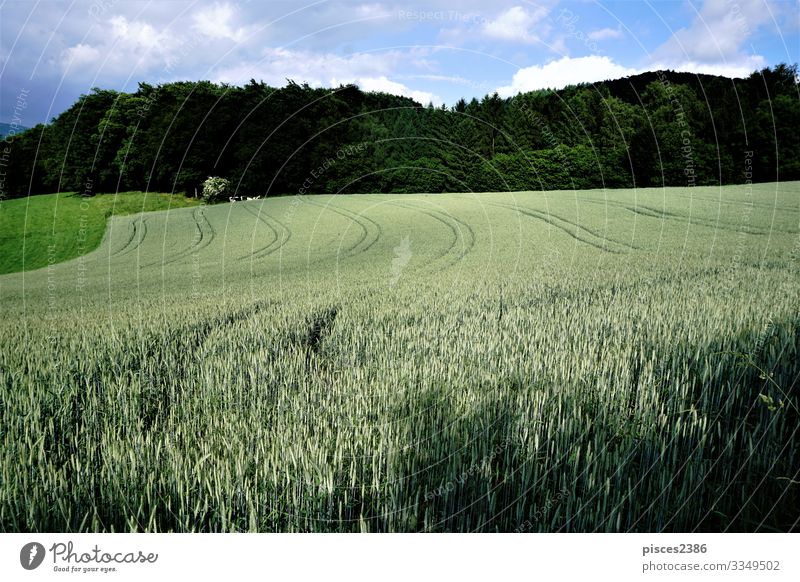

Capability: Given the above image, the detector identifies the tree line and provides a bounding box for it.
[1,63,797,200]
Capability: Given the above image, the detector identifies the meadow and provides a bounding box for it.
[0,191,201,274]
[0,183,798,532]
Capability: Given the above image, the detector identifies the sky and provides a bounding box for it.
[1,0,798,125]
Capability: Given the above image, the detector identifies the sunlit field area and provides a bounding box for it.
[1,183,798,532]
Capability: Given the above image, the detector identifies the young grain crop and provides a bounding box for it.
[1,184,798,532]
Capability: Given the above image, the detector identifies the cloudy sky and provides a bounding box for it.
[1,0,797,125]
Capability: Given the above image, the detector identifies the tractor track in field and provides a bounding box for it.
[389,200,476,270]
[387,201,459,267]
[111,218,139,257]
[237,202,291,260]
[304,198,382,257]
[132,301,276,432]
[500,201,642,251]
[630,204,767,234]
[140,206,216,269]
[671,191,800,213]
[633,201,798,234]
[486,201,628,254]
[110,218,137,256]
[582,199,787,235]
[112,216,148,257]
[189,301,275,353]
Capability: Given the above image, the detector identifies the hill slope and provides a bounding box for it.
[0,183,798,532]
[0,191,200,274]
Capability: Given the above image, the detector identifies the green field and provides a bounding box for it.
[0,191,201,274]
[1,183,798,532]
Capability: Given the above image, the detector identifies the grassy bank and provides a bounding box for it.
[0,191,201,274]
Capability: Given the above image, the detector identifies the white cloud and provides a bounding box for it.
[110,17,156,48]
[214,47,393,85]
[649,57,766,79]
[548,35,568,55]
[653,0,772,67]
[587,27,623,41]
[398,74,492,92]
[109,15,172,53]
[497,55,637,96]
[61,43,102,69]
[353,3,395,20]
[496,51,766,99]
[59,3,256,79]
[60,15,181,77]
[356,76,440,105]
[213,47,440,104]
[483,6,548,44]
[192,2,248,42]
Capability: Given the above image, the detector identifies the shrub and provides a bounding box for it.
[202,176,231,203]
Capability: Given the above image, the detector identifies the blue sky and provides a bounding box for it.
[1,0,798,125]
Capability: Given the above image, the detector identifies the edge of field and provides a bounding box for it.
[0,191,202,275]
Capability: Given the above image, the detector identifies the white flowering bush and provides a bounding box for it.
[201,176,231,203]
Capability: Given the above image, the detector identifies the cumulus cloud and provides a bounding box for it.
[652,0,772,70]
[192,2,249,42]
[483,6,549,44]
[61,43,102,69]
[497,55,637,96]
[214,46,394,85]
[60,15,181,77]
[213,47,440,104]
[496,54,765,100]
[356,76,440,105]
[59,2,257,79]
[648,57,766,79]
[496,0,780,97]
[109,15,163,50]
[352,3,396,20]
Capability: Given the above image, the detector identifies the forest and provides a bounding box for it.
[1,63,798,199]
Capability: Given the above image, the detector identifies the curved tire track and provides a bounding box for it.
[304,198,382,257]
[673,192,799,213]
[389,200,476,270]
[141,206,216,269]
[237,202,291,261]
[583,199,782,236]
[486,201,626,254]
[502,202,641,251]
[112,217,148,257]
[633,203,796,235]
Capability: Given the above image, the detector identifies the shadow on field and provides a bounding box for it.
[310,316,800,532]
[2,307,797,532]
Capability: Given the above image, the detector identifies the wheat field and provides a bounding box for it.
[1,183,798,532]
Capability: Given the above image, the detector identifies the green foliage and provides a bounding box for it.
[1,182,798,532]
[2,65,798,200]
